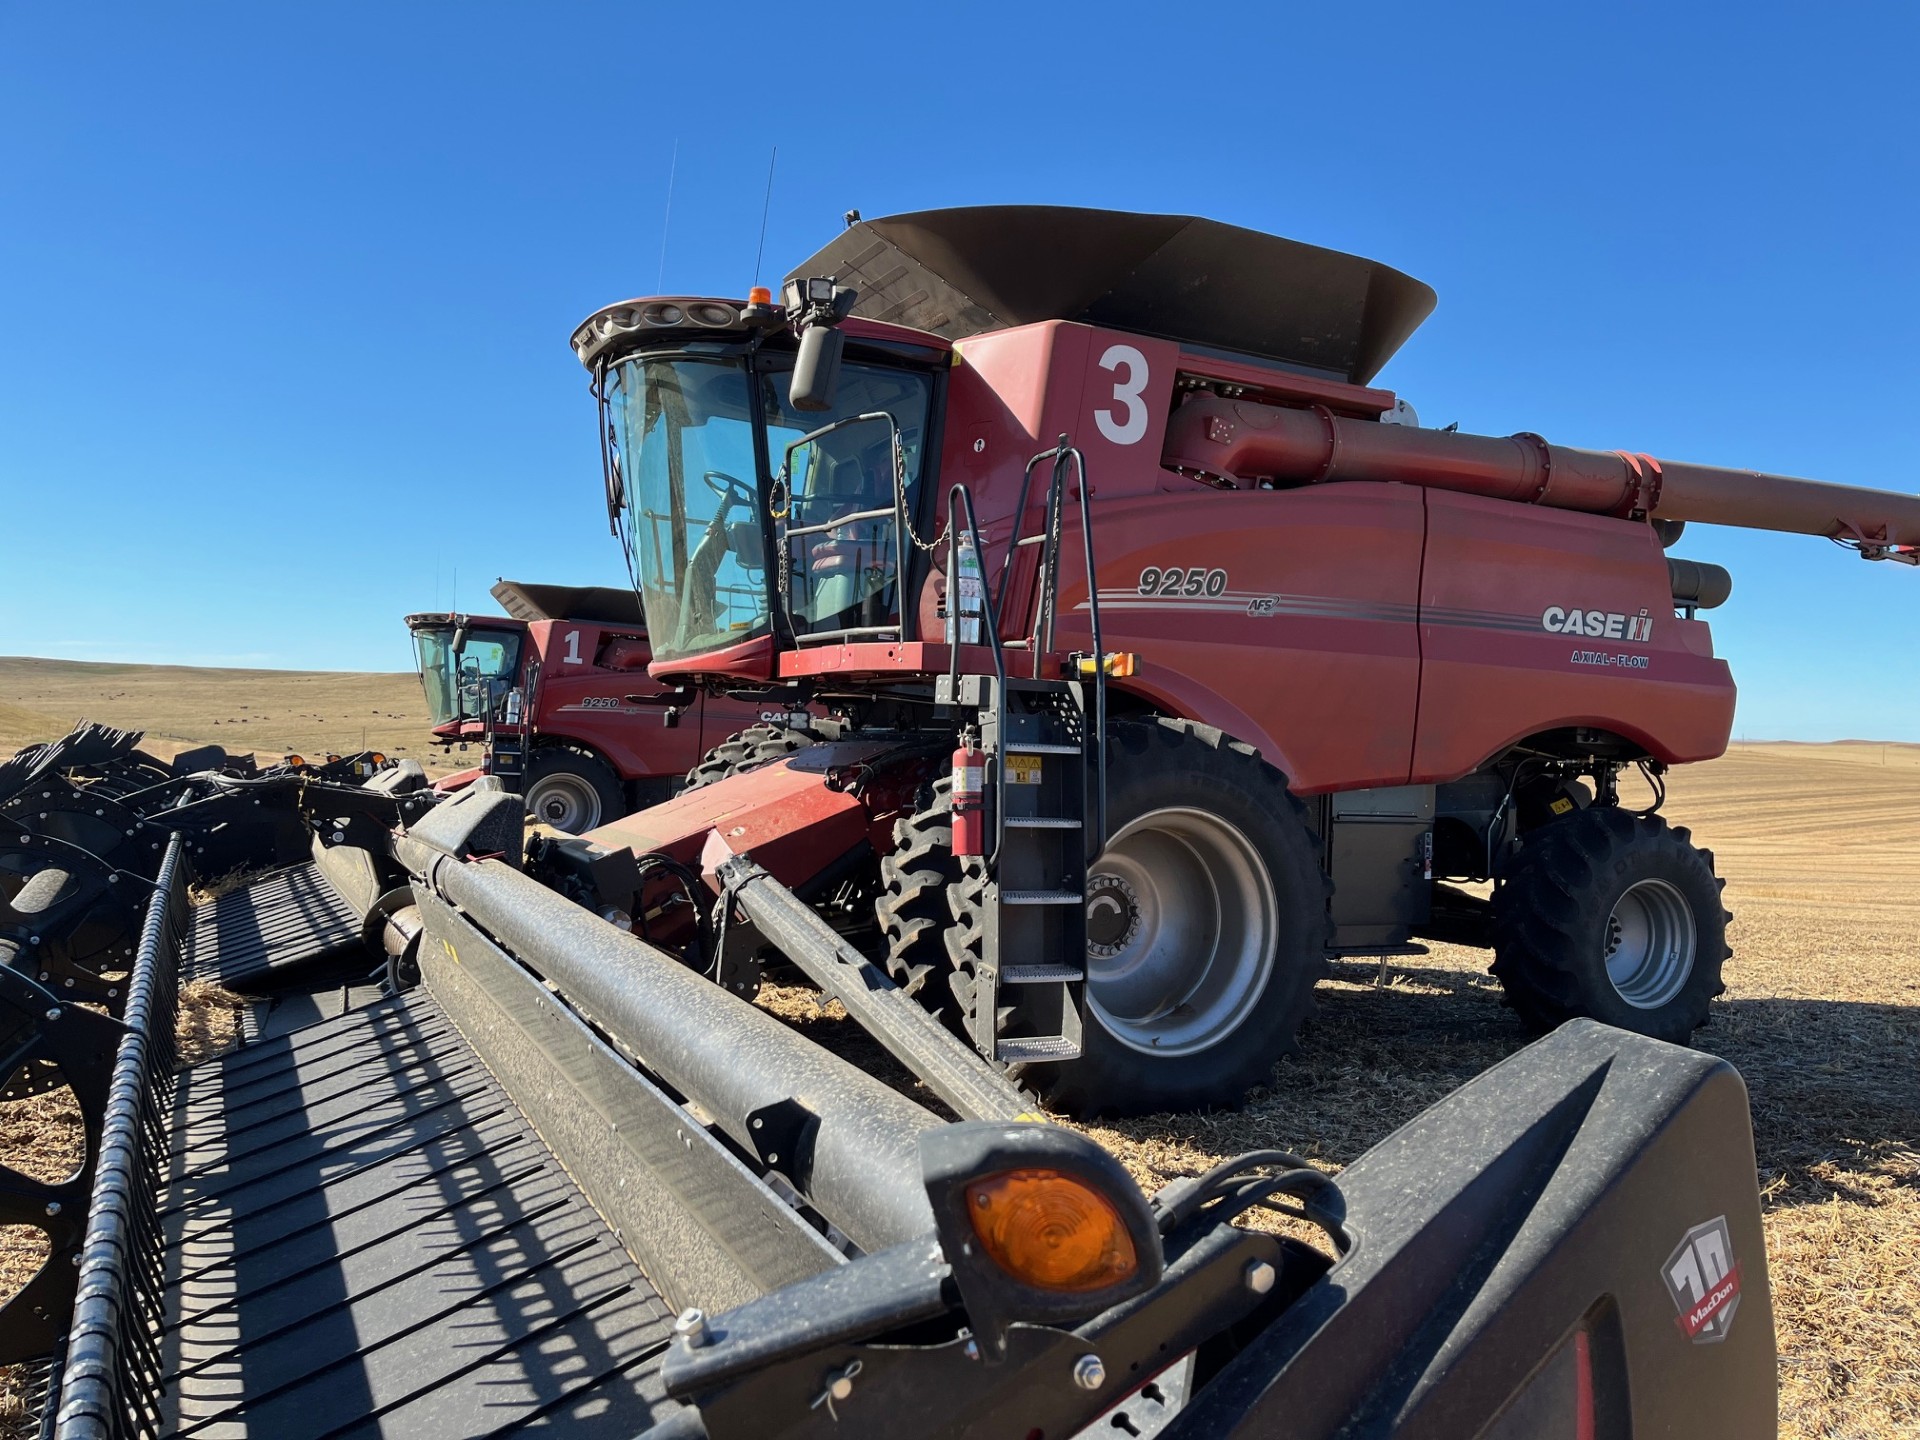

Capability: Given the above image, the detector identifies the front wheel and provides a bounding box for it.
[959,718,1332,1118]
[681,723,826,792]
[524,747,625,834]
[1491,807,1729,1043]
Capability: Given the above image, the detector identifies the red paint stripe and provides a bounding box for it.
[1574,1330,1595,1440]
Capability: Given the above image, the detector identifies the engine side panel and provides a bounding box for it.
[1413,492,1736,780]
[1046,482,1426,792]
[524,619,764,782]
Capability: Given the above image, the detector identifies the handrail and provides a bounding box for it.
[944,484,1011,867]
[1008,438,1108,856]
[780,504,899,540]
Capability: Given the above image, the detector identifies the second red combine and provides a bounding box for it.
[407,579,772,831]
[533,206,1919,1117]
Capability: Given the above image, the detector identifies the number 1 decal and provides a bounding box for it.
[562,630,582,664]
[1095,343,1150,446]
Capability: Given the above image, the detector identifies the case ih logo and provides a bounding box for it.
[1541,605,1654,641]
[1663,1216,1743,1344]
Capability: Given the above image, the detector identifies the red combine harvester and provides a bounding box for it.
[534,205,1920,1119]
[407,578,769,831]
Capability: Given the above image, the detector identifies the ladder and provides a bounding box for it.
[482,676,529,795]
[940,439,1108,1065]
[976,677,1090,1062]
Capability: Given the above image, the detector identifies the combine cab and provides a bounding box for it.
[407,579,766,831]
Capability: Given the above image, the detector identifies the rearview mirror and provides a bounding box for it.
[790,325,845,413]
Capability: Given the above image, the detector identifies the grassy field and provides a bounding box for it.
[0,656,1913,1434]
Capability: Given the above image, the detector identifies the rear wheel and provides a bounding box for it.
[953,718,1332,1117]
[682,723,825,791]
[1491,807,1729,1043]
[524,748,624,834]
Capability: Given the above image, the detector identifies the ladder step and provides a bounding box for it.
[996,1036,1082,1062]
[1005,816,1082,829]
[1004,742,1080,755]
[1001,890,1083,906]
[1001,964,1085,984]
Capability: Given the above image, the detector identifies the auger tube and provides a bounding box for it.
[395,836,942,1251]
[1164,394,1920,548]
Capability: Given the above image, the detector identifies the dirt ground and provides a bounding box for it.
[1110,741,1920,1438]
[770,742,1920,1439]
[0,654,1912,1434]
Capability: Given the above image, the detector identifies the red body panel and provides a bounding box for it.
[584,752,877,892]
[888,321,1740,787]
[428,615,767,786]
[433,764,486,795]
[1049,482,1426,792]
[1413,492,1735,778]
[523,617,708,779]
[638,315,1744,791]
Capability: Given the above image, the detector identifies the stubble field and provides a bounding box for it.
[0,657,1914,1436]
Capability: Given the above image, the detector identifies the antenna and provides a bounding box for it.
[656,138,679,293]
[753,146,778,284]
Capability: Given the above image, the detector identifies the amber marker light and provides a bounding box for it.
[965,1168,1139,1293]
[747,285,773,306]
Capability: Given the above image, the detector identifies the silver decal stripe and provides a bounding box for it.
[1082,589,1644,639]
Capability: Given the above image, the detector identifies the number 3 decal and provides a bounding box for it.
[1094,343,1149,446]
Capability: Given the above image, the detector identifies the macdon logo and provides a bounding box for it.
[1663,1215,1743,1344]
[1541,605,1654,642]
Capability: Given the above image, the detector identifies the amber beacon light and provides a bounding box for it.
[965,1169,1139,1292]
[921,1122,1163,1357]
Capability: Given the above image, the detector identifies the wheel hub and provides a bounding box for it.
[1084,874,1141,958]
[1083,806,1276,1058]
[1603,877,1697,1009]
[527,773,600,833]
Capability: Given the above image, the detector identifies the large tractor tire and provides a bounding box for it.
[682,723,824,791]
[876,776,961,1021]
[1491,807,1729,1043]
[951,718,1332,1118]
[524,747,625,834]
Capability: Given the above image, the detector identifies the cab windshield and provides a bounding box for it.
[603,349,932,663]
[411,624,522,725]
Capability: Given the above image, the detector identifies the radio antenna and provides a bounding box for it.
[753,146,778,284]
[656,138,679,293]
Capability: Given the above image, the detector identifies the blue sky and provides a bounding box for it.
[1,4,1914,739]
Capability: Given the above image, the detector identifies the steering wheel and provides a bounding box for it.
[700,470,756,506]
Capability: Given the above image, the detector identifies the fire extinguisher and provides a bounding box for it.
[951,739,986,857]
